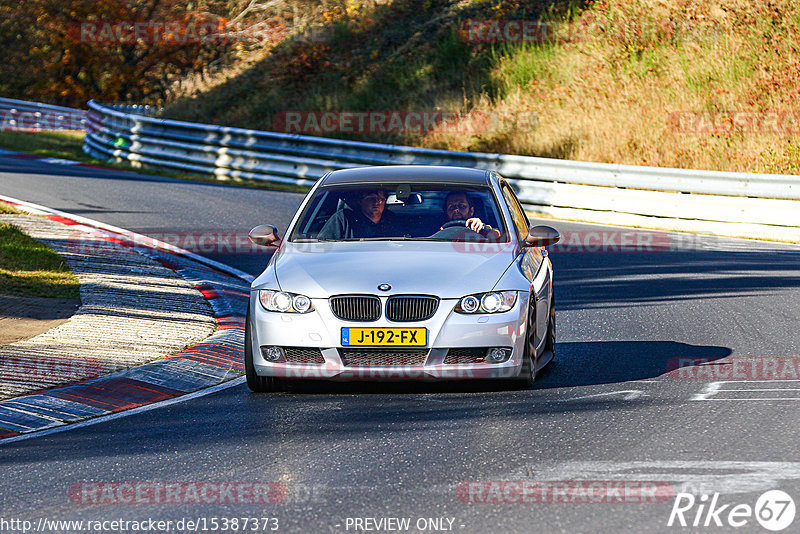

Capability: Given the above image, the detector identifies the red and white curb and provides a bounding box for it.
[0,195,255,444]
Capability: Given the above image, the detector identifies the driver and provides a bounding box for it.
[441,192,501,240]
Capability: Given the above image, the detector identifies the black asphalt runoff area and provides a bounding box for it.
[2,155,800,533]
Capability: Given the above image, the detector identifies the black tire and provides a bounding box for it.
[513,292,537,388]
[244,307,287,393]
[516,350,536,388]
[533,298,556,379]
[545,297,556,360]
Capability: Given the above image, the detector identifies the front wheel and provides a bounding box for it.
[545,298,556,361]
[516,350,536,388]
[245,307,287,393]
[532,298,556,378]
[513,295,538,388]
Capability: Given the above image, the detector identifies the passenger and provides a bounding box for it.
[318,189,400,239]
[441,191,501,240]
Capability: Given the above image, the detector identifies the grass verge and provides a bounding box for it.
[0,222,80,298]
[0,202,21,215]
[0,130,87,161]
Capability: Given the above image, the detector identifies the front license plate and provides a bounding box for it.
[341,328,427,347]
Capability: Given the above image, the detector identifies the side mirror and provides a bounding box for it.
[248,225,281,247]
[523,225,560,247]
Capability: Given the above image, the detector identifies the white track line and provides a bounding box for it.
[692,380,800,401]
[558,390,645,402]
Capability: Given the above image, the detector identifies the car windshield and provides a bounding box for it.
[289,183,509,242]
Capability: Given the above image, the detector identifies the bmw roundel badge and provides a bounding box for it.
[378,283,391,292]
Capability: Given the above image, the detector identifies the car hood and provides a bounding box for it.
[265,241,517,299]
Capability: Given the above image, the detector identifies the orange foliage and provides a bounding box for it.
[2,0,237,106]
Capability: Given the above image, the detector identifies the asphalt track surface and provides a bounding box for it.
[2,154,800,533]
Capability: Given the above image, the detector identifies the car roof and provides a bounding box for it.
[319,165,492,186]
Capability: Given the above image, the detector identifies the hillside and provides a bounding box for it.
[163,0,800,174]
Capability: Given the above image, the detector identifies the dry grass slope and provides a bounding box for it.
[157,0,800,174]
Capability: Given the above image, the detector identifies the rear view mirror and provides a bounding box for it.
[387,193,423,206]
[403,193,423,205]
[524,225,560,247]
[389,186,423,205]
[248,225,281,246]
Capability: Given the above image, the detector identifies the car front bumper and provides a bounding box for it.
[250,292,530,381]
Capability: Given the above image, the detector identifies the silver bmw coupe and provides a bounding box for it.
[245,166,559,391]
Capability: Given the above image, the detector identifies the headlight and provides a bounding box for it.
[455,291,517,314]
[259,290,315,313]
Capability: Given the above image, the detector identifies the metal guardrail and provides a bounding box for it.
[83,100,800,240]
[0,97,86,131]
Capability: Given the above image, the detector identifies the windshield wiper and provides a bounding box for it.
[356,236,415,241]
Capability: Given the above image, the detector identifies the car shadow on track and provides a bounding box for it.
[533,340,731,389]
[271,340,731,395]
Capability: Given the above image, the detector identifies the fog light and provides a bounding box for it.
[485,348,511,364]
[260,346,285,362]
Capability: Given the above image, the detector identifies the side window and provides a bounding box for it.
[296,191,337,237]
[501,183,529,240]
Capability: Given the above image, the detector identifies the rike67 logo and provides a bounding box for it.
[668,490,796,531]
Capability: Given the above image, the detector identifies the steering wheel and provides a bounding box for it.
[441,219,468,229]
[429,219,486,241]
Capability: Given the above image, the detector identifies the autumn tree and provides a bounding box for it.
[0,0,377,107]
